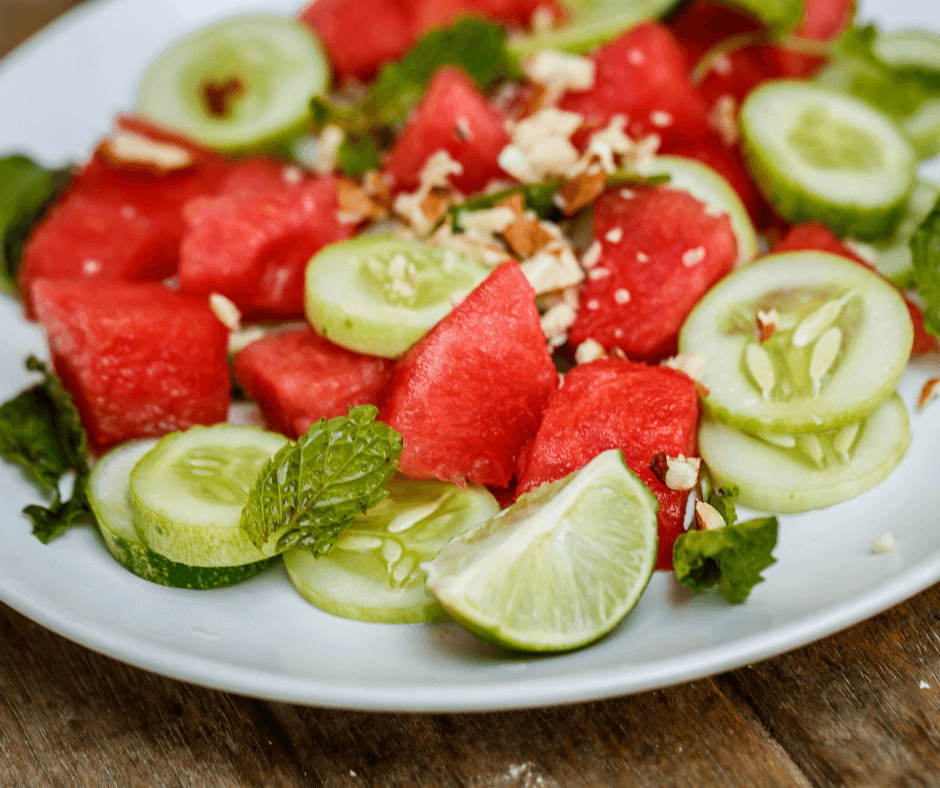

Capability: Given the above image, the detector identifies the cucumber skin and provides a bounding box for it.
[740,131,910,243]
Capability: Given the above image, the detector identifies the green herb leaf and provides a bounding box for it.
[911,194,940,337]
[240,405,403,555]
[0,357,93,541]
[0,156,71,294]
[337,134,382,178]
[706,483,739,529]
[673,516,778,604]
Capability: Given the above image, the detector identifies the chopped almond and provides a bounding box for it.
[496,192,526,218]
[649,452,701,491]
[97,130,194,174]
[695,500,726,531]
[336,177,387,222]
[502,216,555,258]
[420,188,452,227]
[557,169,606,216]
[920,377,940,410]
[756,308,779,344]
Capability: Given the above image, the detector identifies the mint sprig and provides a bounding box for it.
[0,356,93,542]
[911,194,940,337]
[0,155,71,294]
[240,405,403,555]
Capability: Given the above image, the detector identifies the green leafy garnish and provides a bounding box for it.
[240,405,403,555]
[705,483,738,530]
[0,356,92,542]
[911,194,940,337]
[673,516,779,604]
[311,18,517,177]
[0,155,71,294]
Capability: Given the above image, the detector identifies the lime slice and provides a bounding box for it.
[138,15,329,153]
[423,449,658,652]
[283,478,499,623]
[304,236,491,358]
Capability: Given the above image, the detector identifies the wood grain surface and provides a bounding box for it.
[4,2,940,786]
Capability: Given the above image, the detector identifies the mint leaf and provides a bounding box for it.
[0,156,71,294]
[673,516,778,604]
[0,357,93,542]
[240,405,403,555]
[337,134,382,179]
[911,194,940,337]
[706,484,739,529]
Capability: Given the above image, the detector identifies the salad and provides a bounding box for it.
[1,0,939,658]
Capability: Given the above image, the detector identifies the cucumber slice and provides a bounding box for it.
[714,0,802,33]
[638,155,758,266]
[873,179,940,288]
[284,478,499,624]
[88,440,276,588]
[138,15,329,153]
[739,80,915,242]
[304,236,491,358]
[130,424,289,567]
[508,0,682,57]
[699,394,910,513]
[679,251,913,435]
[877,31,940,160]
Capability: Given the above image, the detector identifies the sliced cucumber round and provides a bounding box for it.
[138,15,329,153]
[305,236,491,358]
[508,0,682,57]
[284,478,499,624]
[130,424,289,567]
[679,251,913,435]
[699,394,910,513]
[638,155,758,266]
[740,80,915,242]
[88,440,276,588]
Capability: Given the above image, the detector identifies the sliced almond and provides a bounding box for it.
[695,500,726,531]
[97,130,194,174]
[920,377,940,410]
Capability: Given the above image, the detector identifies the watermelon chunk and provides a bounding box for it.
[31,280,230,452]
[178,171,353,320]
[384,67,510,195]
[379,261,558,487]
[233,327,394,439]
[559,23,709,148]
[770,221,870,266]
[568,186,737,361]
[668,0,764,67]
[516,358,700,571]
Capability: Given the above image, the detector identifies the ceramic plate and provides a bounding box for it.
[0,0,938,712]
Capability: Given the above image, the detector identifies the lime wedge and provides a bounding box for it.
[423,449,659,652]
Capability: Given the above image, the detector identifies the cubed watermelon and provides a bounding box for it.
[668,0,764,67]
[379,261,558,487]
[516,358,701,571]
[233,327,394,439]
[559,23,709,148]
[773,0,854,77]
[384,67,510,195]
[568,186,737,361]
[178,172,353,320]
[31,280,230,452]
[770,221,871,266]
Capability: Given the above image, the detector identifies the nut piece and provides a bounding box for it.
[695,500,726,531]
[336,176,388,223]
[920,377,940,410]
[502,216,556,258]
[97,130,195,173]
[556,168,607,216]
[871,532,895,554]
[649,452,701,491]
[661,351,707,384]
[574,338,606,364]
[756,308,778,343]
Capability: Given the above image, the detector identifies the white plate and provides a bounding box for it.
[0,0,938,713]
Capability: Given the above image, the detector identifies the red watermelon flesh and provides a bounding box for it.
[378,262,558,487]
[414,0,559,30]
[515,358,700,571]
[178,175,353,320]
[31,280,230,452]
[559,23,709,149]
[773,0,854,77]
[568,186,737,361]
[667,0,764,68]
[384,67,510,195]
[233,327,394,439]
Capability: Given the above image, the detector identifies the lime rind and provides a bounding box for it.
[138,15,329,153]
[740,80,915,242]
[699,394,911,513]
[424,449,658,652]
[679,251,913,435]
[283,479,500,624]
[88,440,277,588]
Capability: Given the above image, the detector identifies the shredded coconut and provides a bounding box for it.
[310,125,345,176]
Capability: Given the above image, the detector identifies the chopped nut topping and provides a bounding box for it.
[497,192,526,218]
[649,452,701,491]
[503,215,556,258]
[557,168,607,216]
[499,108,584,182]
[661,351,707,384]
[756,308,779,343]
[920,377,940,410]
[310,125,345,175]
[429,224,512,267]
[393,150,464,235]
[695,500,726,531]
[574,338,606,364]
[419,149,464,190]
[520,242,584,294]
[523,50,595,107]
[336,177,388,223]
[458,206,518,235]
[97,130,195,173]
[209,292,241,331]
[540,302,577,344]
[871,532,895,554]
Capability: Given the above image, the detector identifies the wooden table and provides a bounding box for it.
[4,3,940,785]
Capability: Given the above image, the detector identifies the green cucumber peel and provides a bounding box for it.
[0,156,71,294]
[911,194,940,337]
[240,405,403,555]
[717,0,803,34]
[673,512,778,604]
[0,357,92,543]
[311,17,517,177]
